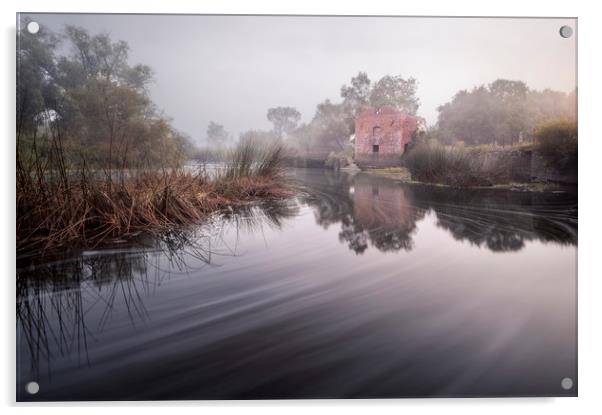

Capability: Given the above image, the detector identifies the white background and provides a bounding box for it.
[1,0,600,413]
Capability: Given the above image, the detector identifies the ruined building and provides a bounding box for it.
[354,106,424,168]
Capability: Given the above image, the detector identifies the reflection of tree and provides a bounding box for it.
[338,218,369,254]
[298,169,577,254]
[410,185,577,252]
[297,170,366,253]
[16,200,298,383]
[296,169,355,230]
[437,212,530,251]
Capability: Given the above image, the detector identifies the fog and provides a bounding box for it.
[20,14,576,143]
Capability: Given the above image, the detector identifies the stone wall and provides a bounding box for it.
[480,149,533,183]
[354,154,404,169]
[531,151,577,184]
[479,149,577,184]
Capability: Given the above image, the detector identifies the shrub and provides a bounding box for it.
[534,119,577,172]
[222,139,286,180]
[324,152,350,170]
[403,144,506,187]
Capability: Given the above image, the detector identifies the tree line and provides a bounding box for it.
[17,21,193,170]
[205,74,575,161]
[435,79,576,146]
[202,72,420,158]
[19,22,575,168]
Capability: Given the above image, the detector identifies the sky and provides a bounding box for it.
[20,14,576,144]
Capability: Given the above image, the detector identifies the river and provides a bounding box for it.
[16,168,577,400]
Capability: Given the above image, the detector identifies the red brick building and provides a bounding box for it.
[354,106,424,168]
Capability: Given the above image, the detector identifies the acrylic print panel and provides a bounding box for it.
[16,13,577,401]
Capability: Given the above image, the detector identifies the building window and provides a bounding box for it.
[372,126,381,145]
[373,144,379,153]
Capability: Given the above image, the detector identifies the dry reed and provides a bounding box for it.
[17,142,293,254]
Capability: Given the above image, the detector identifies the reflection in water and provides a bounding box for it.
[416,186,577,251]
[299,169,576,254]
[350,175,424,253]
[17,250,151,382]
[17,169,577,400]
[17,201,298,388]
[299,171,424,254]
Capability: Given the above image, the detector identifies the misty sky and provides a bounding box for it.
[21,14,576,144]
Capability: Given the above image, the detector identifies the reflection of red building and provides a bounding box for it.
[355,106,423,168]
[353,175,418,231]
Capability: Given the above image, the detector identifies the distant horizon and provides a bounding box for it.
[20,14,577,143]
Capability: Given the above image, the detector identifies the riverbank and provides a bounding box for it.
[363,167,573,193]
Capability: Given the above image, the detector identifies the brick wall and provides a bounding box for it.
[354,106,422,168]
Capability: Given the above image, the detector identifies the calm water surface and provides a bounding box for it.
[16,169,577,400]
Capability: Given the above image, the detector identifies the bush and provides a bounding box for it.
[403,144,505,187]
[222,139,286,180]
[534,119,577,172]
[324,152,350,170]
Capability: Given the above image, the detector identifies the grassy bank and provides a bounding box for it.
[364,167,412,181]
[402,144,508,187]
[17,141,293,253]
[533,119,578,173]
[399,119,577,188]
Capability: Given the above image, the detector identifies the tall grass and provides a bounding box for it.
[534,119,577,172]
[222,139,285,180]
[16,140,291,254]
[403,144,506,187]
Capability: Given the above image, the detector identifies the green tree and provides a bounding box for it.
[16,23,192,170]
[527,88,577,127]
[488,80,529,145]
[267,106,301,139]
[437,87,496,145]
[534,119,577,172]
[276,72,421,156]
[62,26,152,89]
[339,72,420,134]
[206,121,230,148]
[369,75,420,115]
[436,79,575,146]
[16,18,61,140]
[310,100,352,151]
[340,72,372,129]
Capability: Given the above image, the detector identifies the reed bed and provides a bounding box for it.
[17,142,293,254]
[403,144,507,187]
